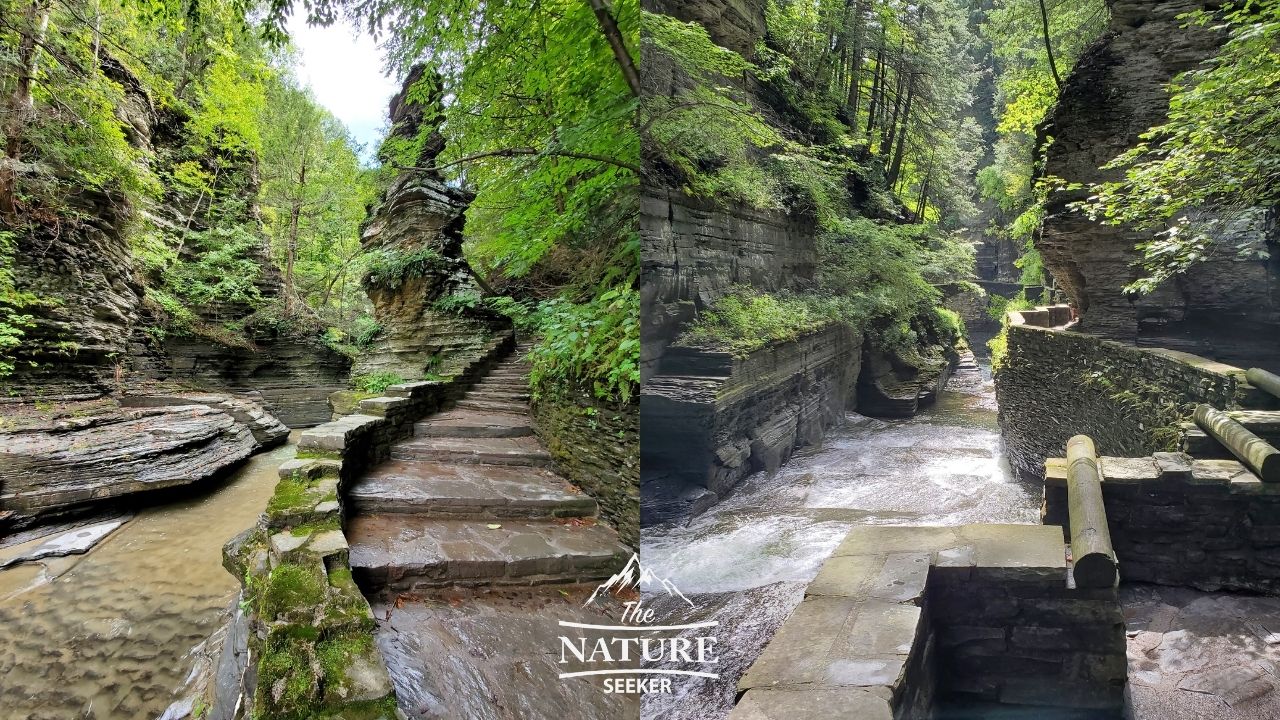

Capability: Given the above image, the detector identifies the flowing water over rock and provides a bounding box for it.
[0,435,297,719]
[640,360,1041,719]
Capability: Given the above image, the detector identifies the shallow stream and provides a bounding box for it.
[640,359,1042,718]
[0,435,297,720]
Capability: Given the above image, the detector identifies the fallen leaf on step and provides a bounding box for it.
[487,523,502,529]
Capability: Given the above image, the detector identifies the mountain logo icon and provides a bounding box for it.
[585,553,695,608]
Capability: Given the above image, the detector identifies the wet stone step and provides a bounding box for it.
[347,460,595,518]
[455,399,532,415]
[347,515,627,589]
[416,409,533,438]
[391,435,551,466]
[466,389,531,402]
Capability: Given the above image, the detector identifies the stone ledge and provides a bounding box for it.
[731,524,1124,719]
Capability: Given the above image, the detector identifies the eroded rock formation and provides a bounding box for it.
[0,399,281,527]
[354,67,512,381]
[1040,0,1280,371]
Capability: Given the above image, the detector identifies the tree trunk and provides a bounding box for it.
[587,0,641,97]
[887,75,915,187]
[285,161,306,313]
[865,40,884,140]
[883,65,906,158]
[1038,0,1063,90]
[0,0,51,216]
[845,0,869,121]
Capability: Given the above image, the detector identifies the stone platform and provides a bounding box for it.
[730,524,1126,719]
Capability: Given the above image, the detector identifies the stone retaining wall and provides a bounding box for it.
[641,323,860,523]
[731,524,1126,719]
[217,334,510,720]
[995,311,1264,480]
[530,380,638,548]
[1044,452,1280,594]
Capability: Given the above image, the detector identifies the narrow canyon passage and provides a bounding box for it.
[0,437,298,720]
[641,351,1041,718]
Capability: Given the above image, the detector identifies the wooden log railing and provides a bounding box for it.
[1066,435,1118,588]
[1194,404,1280,482]
[1247,368,1280,401]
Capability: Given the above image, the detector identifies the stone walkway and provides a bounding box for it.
[346,344,629,590]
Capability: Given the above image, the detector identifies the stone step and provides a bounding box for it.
[466,389,530,403]
[347,515,627,589]
[416,408,532,438]
[473,376,527,386]
[1184,410,1280,458]
[347,460,595,519]
[487,370,531,379]
[455,398,531,415]
[391,435,551,466]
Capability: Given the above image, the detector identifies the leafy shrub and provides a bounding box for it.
[432,287,482,314]
[0,231,40,378]
[527,286,639,404]
[351,372,406,394]
[362,247,447,290]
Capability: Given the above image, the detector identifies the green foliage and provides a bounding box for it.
[978,0,1109,283]
[1077,2,1280,293]
[0,231,39,377]
[679,288,845,356]
[432,288,482,314]
[527,286,640,404]
[351,372,405,394]
[362,247,447,291]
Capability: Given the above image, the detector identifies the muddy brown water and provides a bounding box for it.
[0,435,297,720]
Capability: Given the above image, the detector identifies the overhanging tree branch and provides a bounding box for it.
[398,146,640,175]
[587,0,641,97]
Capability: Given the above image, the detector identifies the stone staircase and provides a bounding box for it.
[345,344,629,591]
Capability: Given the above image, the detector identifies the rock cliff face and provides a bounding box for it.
[641,189,816,379]
[1040,0,1280,371]
[646,0,766,58]
[3,54,353,419]
[354,68,512,381]
[0,397,285,528]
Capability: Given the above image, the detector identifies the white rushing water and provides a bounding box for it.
[641,359,1042,718]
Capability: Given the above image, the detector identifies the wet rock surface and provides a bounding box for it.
[371,586,640,720]
[0,404,259,525]
[1122,584,1280,719]
[0,438,296,719]
[642,360,1042,719]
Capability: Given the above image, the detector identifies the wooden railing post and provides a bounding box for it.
[1066,435,1118,588]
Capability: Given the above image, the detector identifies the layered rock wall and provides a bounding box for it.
[640,188,816,379]
[642,323,860,523]
[1040,0,1280,371]
[645,0,766,58]
[354,69,512,381]
[995,315,1269,481]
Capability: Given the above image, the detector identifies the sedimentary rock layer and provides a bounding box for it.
[641,323,860,523]
[0,404,258,525]
[1040,0,1280,369]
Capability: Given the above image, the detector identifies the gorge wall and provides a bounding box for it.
[1039,0,1280,372]
[2,54,352,424]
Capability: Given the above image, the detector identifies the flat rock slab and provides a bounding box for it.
[391,435,551,466]
[729,687,893,720]
[372,587,637,720]
[0,405,256,522]
[453,398,532,415]
[0,517,128,567]
[415,409,533,438]
[347,514,627,587]
[348,460,595,519]
[1123,583,1280,718]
